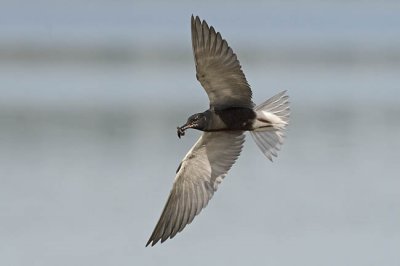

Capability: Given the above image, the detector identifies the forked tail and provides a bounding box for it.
[250,91,290,161]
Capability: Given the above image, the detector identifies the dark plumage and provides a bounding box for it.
[146,15,290,246]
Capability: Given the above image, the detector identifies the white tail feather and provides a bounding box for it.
[250,91,290,161]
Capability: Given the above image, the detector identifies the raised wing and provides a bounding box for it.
[146,131,245,246]
[191,15,254,109]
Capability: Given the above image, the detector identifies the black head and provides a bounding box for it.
[186,113,207,130]
[177,112,209,138]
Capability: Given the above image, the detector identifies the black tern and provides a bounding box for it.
[146,15,290,246]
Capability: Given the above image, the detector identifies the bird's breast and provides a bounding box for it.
[206,107,256,132]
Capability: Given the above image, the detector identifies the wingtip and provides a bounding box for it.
[145,238,152,247]
[191,15,201,33]
[146,235,171,247]
[145,238,156,247]
[192,15,201,25]
[146,231,160,247]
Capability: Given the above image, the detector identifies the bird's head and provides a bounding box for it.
[177,112,208,138]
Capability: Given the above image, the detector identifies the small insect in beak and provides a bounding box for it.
[177,126,185,138]
[177,123,193,138]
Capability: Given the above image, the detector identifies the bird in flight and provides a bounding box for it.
[146,15,290,246]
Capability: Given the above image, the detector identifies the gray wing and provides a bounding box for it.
[146,131,245,246]
[191,15,254,109]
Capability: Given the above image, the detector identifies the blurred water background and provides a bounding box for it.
[1,1,400,265]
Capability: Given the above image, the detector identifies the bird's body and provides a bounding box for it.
[196,107,256,132]
[146,15,290,246]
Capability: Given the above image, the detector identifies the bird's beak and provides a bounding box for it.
[177,123,193,138]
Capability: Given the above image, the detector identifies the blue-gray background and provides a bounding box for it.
[1,1,399,265]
